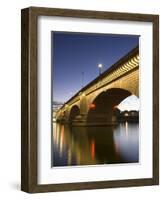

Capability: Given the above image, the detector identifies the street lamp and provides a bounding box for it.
[98,63,103,75]
[81,71,84,88]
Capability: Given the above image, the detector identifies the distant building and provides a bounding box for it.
[113,108,139,122]
[129,110,139,117]
[52,101,63,118]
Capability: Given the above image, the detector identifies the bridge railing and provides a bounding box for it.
[82,54,139,96]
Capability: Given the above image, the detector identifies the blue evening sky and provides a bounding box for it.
[52,32,139,103]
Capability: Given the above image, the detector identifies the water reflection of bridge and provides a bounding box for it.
[53,123,98,166]
[55,46,139,126]
[52,122,139,166]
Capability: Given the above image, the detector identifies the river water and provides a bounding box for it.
[52,122,139,167]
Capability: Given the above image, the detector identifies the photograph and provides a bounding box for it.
[52,32,140,167]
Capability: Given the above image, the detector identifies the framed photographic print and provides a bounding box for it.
[21,7,159,193]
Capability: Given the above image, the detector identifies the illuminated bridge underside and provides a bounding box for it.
[56,47,139,126]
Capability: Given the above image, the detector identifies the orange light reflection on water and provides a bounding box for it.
[59,125,65,157]
[91,140,95,160]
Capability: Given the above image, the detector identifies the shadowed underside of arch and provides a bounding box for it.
[87,88,131,125]
[69,105,80,122]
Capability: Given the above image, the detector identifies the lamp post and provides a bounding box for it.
[98,63,103,75]
[81,71,84,88]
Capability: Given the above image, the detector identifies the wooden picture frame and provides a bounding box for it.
[21,7,159,193]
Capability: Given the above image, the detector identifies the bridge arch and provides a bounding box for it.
[69,105,80,122]
[87,88,131,124]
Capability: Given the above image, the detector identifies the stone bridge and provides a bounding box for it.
[55,46,139,126]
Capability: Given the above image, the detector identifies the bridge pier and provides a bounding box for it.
[71,114,118,126]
